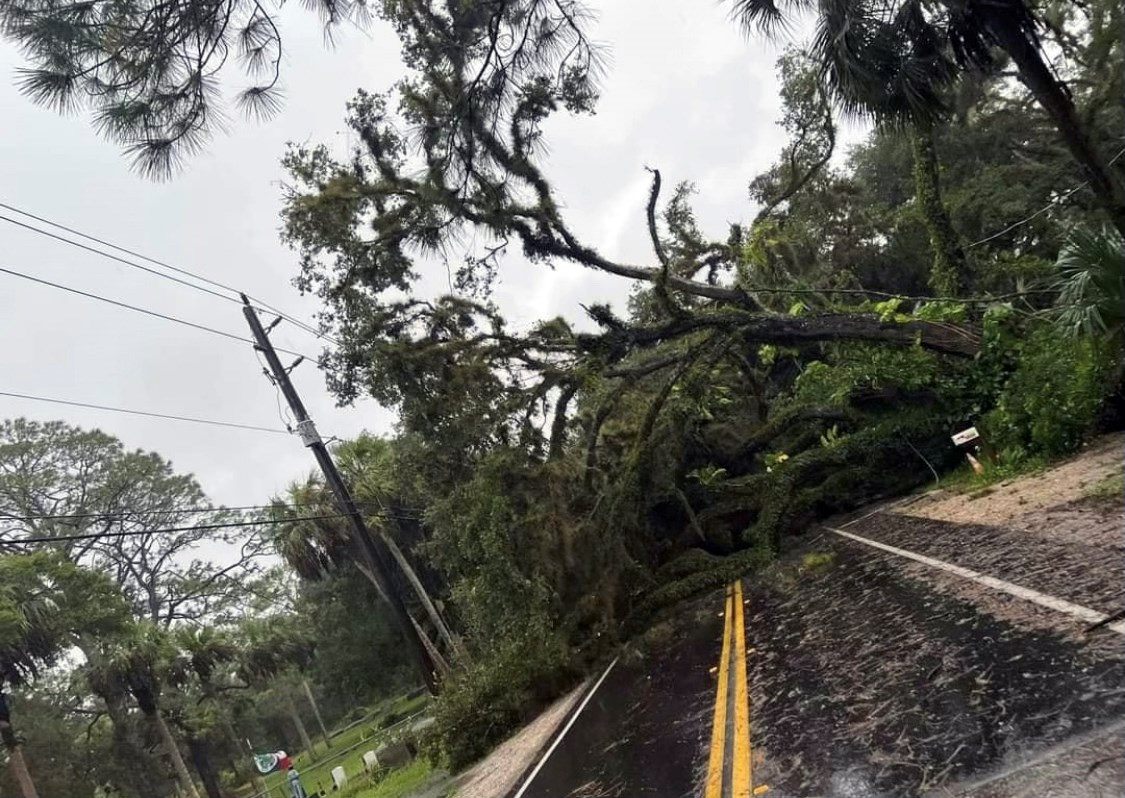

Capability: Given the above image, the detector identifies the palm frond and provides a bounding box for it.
[1051,226,1125,340]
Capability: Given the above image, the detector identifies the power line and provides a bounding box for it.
[0,504,419,524]
[0,213,241,308]
[5,514,353,545]
[0,265,317,361]
[0,390,291,435]
[4,510,422,545]
[967,146,1125,249]
[0,199,339,346]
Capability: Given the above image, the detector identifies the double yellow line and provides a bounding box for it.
[705,580,756,797]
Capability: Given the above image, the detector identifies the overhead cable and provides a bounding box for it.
[0,199,337,345]
[0,390,290,434]
[0,265,317,361]
[4,511,420,545]
[5,514,353,544]
[0,504,419,524]
[967,145,1125,249]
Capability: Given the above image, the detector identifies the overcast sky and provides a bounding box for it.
[0,1,860,509]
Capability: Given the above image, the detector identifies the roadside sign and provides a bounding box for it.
[952,426,980,446]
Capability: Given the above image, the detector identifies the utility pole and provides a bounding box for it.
[241,296,439,695]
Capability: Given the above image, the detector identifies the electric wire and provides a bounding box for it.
[0,199,339,345]
[0,390,291,434]
[5,514,356,545]
[0,265,317,361]
[968,146,1125,249]
[0,504,420,524]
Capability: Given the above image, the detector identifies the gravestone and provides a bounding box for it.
[330,766,346,790]
[374,741,413,770]
[362,751,378,773]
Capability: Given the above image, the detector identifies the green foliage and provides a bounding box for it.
[983,324,1116,460]
[298,572,415,713]
[427,631,575,770]
[0,552,127,689]
[1051,226,1125,343]
[1085,471,1124,500]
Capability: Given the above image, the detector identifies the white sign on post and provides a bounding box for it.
[951,426,980,446]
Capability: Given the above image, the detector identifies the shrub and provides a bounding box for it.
[426,627,577,770]
[984,324,1115,460]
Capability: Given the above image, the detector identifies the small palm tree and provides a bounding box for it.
[89,624,201,798]
[731,0,1125,237]
[176,627,270,794]
[734,0,972,295]
[236,618,323,761]
[1051,226,1125,344]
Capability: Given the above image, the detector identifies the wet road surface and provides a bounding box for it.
[513,599,721,797]
[510,501,1124,797]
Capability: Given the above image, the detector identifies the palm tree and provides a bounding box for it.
[271,470,459,673]
[0,553,128,798]
[731,0,1125,238]
[88,624,201,798]
[1051,226,1125,344]
[176,627,271,796]
[735,0,973,295]
[0,559,57,798]
[236,618,322,762]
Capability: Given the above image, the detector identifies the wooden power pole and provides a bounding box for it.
[241,296,439,695]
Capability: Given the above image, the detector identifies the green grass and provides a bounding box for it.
[1085,470,1124,499]
[344,758,440,798]
[240,692,433,798]
[930,455,1048,494]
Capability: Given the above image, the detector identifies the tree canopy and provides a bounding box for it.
[1,0,1123,791]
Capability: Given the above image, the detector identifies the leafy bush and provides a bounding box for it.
[984,324,1115,460]
[425,629,576,770]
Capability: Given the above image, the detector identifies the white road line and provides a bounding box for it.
[826,526,1125,635]
[838,492,932,529]
[512,656,621,798]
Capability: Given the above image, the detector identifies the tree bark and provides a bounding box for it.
[980,12,1125,237]
[284,694,317,761]
[218,714,268,796]
[0,692,39,798]
[378,532,465,663]
[910,121,971,296]
[185,736,225,798]
[301,680,332,750]
[150,709,201,798]
[613,312,980,357]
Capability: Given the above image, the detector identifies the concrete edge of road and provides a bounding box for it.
[500,656,621,798]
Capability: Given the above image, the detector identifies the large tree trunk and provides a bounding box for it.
[218,715,269,796]
[981,11,1125,237]
[353,561,451,680]
[378,531,466,663]
[0,692,39,798]
[185,736,225,798]
[620,312,981,356]
[301,680,332,750]
[149,708,201,798]
[284,694,317,761]
[910,120,971,296]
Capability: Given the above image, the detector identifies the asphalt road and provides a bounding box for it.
[510,499,1125,798]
